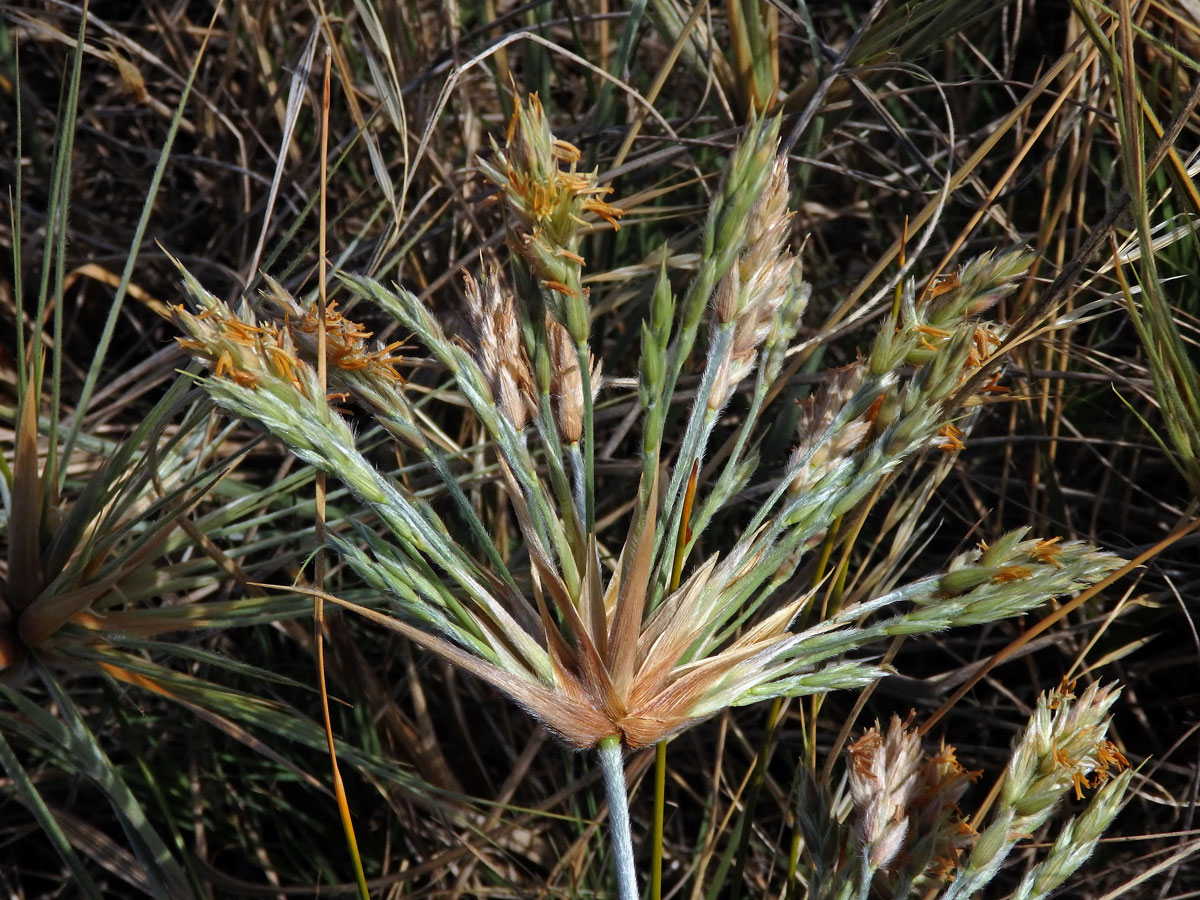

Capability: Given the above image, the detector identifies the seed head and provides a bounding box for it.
[708,156,796,410]
[848,716,924,869]
[463,267,536,429]
[547,316,601,444]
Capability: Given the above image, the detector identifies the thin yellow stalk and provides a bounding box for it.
[313,47,369,900]
[650,741,667,900]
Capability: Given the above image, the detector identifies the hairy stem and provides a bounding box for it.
[599,735,638,900]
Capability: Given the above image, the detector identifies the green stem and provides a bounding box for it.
[599,735,638,900]
[650,740,667,900]
[576,338,596,535]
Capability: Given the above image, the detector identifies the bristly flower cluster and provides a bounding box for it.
[945,681,1132,900]
[798,681,1130,900]
[172,99,1125,759]
[476,91,622,335]
[845,716,979,894]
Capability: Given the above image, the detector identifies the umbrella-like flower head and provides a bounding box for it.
[172,103,1122,751]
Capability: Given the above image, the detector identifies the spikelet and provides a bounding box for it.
[708,156,796,410]
[463,266,536,430]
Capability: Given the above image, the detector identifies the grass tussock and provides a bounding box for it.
[1,2,1199,899]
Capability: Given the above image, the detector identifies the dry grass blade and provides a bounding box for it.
[8,390,44,615]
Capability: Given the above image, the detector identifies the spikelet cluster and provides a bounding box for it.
[786,250,1029,521]
[174,287,309,396]
[477,92,622,329]
[546,315,601,443]
[463,266,536,429]
[708,156,798,410]
[846,717,978,894]
[943,680,1131,900]
[1002,680,1129,822]
[824,682,1130,900]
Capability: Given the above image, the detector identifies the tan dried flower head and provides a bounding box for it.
[788,362,873,495]
[708,156,797,410]
[546,315,601,444]
[846,719,981,894]
[463,267,535,429]
[848,716,925,869]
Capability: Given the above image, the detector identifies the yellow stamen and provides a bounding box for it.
[993,565,1033,582]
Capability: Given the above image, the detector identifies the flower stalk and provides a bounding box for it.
[599,734,639,900]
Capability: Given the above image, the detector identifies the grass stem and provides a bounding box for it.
[650,740,667,900]
[599,735,639,900]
